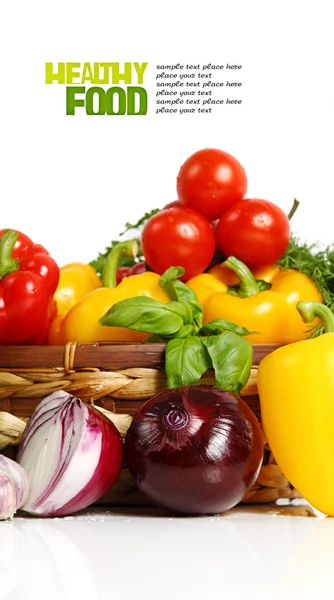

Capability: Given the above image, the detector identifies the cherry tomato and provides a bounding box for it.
[216,198,290,268]
[163,200,182,209]
[176,148,247,221]
[141,206,215,280]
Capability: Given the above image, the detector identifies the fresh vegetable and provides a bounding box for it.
[90,238,141,277]
[0,229,60,345]
[125,384,263,515]
[203,256,322,344]
[190,264,284,306]
[51,240,170,344]
[17,390,123,517]
[116,261,146,285]
[257,301,334,516]
[277,235,334,336]
[53,263,102,315]
[186,272,228,306]
[163,200,182,209]
[208,263,281,286]
[216,198,292,268]
[141,206,216,280]
[176,148,247,221]
[100,266,253,393]
[48,262,102,344]
[0,454,30,520]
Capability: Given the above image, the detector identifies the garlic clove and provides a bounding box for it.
[0,455,30,520]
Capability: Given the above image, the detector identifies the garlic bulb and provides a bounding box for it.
[0,454,30,520]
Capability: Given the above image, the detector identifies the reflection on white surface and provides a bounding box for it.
[276,516,334,599]
[0,523,26,597]
[0,504,330,600]
[0,518,97,599]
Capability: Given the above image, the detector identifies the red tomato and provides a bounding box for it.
[176,148,247,221]
[141,206,215,280]
[163,200,182,209]
[216,198,290,268]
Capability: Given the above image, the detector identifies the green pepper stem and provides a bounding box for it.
[297,300,334,333]
[287,198,300,220]
[102,239,138,288]
[223,256,260,298]
[0,230,20,281]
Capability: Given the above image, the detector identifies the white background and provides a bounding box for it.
[0,0,333,266]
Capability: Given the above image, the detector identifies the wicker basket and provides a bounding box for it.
[0,341,302,507]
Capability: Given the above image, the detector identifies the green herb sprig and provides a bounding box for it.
[277,235,334,336]
[89,209,159,276]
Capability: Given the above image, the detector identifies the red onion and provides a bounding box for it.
[17,391,123,517]
[125,385,263,515]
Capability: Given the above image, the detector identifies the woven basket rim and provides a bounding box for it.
[0,341,282,372]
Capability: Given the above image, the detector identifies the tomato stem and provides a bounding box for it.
[0,230,20,281]
[287,198,300,220]
[297,300,334,333]
[223,256,260,297]
[102,240,138,288]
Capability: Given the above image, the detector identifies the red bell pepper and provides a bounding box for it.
[0,229,60,344]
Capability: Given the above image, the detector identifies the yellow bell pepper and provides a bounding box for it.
[208,262,281,286]
[257,301,334,515]
[203,256,322,344]
[186,273,228,305]
[48,263,102,344]
[187,263,283,307]
[49,240,170,344]
[54,263,102,315]
[207,263,240,286]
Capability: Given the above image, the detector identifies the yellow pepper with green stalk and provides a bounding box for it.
[208,262,282,286]
[257,300,334,515]
[48,240,170,344]
[200,256,322,344]
[49,263,102,343]
[187,263,281,306]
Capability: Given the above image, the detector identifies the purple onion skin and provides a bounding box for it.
[17,393,124,517]
[125,385,263,515]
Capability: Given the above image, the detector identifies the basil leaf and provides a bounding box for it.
[165,336,212,388]
[173,324,195,338]
[199,318,255,337]
[159,266,185,296]
[99,297,190,336]
[144,324,195,342]
[168,299,193,325]
[173,281,203,330]
[201,332,253,395]
[159,266,203,331]
[143,334,167,343]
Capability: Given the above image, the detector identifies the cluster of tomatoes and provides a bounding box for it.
[141,148,291,280]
